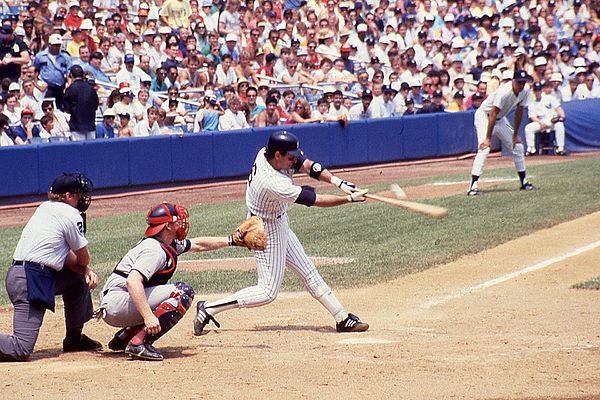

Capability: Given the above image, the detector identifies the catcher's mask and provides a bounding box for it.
[50,172,93,212]
[145,202,190,240]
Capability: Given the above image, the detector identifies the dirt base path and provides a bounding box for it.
[1,211,599,400]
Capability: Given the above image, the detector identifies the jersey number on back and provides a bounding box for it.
[247,163,257,186]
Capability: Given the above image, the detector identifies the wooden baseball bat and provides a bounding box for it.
[364,193,448,219]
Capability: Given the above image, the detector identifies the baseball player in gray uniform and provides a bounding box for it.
[99,202,249,361]
[194,130,370,335]
[467,70,536,196]
[0,173,101,361]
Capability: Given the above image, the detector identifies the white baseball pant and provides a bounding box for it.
[100,284,177,327]
[226,213,346,322]
[524,120,565,151]
[471,109,526,177]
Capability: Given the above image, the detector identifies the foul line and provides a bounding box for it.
[419,239,600,310]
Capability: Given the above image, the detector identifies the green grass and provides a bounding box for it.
[572,277,600,290]
[1,156,600,304]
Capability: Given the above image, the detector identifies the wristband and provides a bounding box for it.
[309,162,323,180]
[330,176,342,188]
[227,234,237,246]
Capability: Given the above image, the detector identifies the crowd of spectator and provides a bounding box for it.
[0,0,599,145]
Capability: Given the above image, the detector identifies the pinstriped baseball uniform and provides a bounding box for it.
[231,147,333,307]
[469,80,531,193]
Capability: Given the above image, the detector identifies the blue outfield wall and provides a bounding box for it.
[1,99,599,198]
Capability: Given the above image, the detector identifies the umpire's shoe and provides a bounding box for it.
[63,334,102,352]
[336,313,369,333]
[125,342,163,361]
[193,300,220,336]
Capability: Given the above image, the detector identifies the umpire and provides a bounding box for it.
[0,173,101,361]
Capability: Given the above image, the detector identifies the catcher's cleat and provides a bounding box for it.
[63,334,102,352]
[125,342,164,361]
[193,300,220,336]
[520,183,537,191]
[336,313,369,333]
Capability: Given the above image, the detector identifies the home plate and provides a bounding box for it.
[338,338,397,345]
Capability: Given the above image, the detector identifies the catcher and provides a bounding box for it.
[97,202,265,361]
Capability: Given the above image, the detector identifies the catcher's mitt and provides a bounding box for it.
[229,216,267,250]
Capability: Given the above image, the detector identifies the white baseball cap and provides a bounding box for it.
[574,67,587,75]
[8,82,20,91]
[533,56,547,66]
[514,47,526,57]
[451,37,465,49]
[550,72,563,82]
[80,19,93,30]
[158,26,172,35]
[573,57,587,67]
[482,60,495,69]
[410,76,422,87]
[444,14,455,22]
[225,33,238,42]
[103,108,116,117]
[501,70,513,80]
[49,33,63,45]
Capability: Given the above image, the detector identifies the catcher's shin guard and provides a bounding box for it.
[145,282,195,344]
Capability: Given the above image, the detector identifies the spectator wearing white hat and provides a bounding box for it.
[529,56,547,82]
[32,33,71,110]
[220,33,241,63]
[574,71,600,100]
[95,108,116,139]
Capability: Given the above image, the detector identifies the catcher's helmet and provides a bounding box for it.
[266,130,304,157]
[145,202,190,240]
[50,172,93,212]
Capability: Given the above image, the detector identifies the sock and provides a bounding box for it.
[470,175,480,190]
[129,327,147,346]
[204,299,239,316]
[315,290,347,323]
[518,171,527,186]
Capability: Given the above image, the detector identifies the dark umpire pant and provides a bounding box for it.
[0,263,93,361]
[45,84,66,111]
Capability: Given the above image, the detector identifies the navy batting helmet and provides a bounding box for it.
[145,202,190,240]
[266,130,304,157]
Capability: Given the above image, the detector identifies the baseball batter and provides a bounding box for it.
[467,70,536,196]
[98,202,260,361]
[0,173,101,361]
[194,130,370,335]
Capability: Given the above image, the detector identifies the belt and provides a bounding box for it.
[250,212,283,220]
[12,260,23,266]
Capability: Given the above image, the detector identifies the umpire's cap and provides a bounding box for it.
[266,131,304,157]
[50,172,92,195]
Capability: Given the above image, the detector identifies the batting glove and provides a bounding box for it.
[331,176,360,194]
[347,189,369,203]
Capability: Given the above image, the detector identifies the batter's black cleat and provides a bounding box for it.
[336,313,369,333]
[125,342,164,361]
[520,183,537,191]
[63,334,102,352]
[193,300,220,336]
